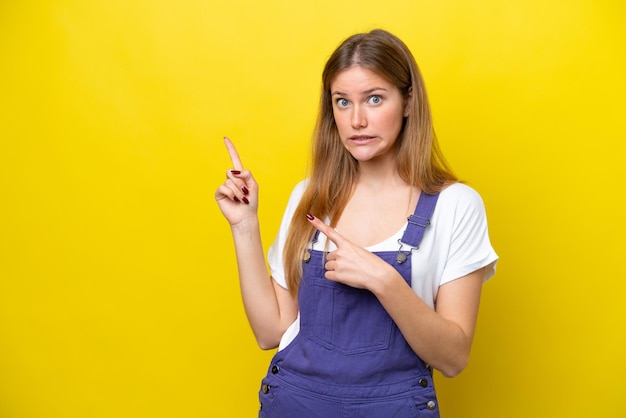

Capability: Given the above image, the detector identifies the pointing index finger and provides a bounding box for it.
[306,214,347,247]
[223,136,243,171]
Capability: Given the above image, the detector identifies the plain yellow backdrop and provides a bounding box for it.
[1,0,625,417]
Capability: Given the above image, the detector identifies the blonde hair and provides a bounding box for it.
[283,29,457,296]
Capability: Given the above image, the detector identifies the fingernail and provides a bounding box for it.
[242,186,249,195]
[234,196,240,203]
[231,170,241,175]
[242,196,250,205]
[306,213,314,220]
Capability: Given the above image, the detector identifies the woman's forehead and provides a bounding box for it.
[330,66,395,92]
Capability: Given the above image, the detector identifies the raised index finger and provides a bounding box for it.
[223,136,243,171]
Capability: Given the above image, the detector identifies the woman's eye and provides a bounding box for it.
[337,98,349,107]
[368,95,382,105]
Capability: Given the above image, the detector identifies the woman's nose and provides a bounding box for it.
[351,106,367,129]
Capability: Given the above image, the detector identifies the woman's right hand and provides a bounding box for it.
[215,137,259,226]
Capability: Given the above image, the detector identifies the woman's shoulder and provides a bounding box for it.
[281,179,310,216]
[440,182,483,200]
[292,178,309,194]
[286,179,309,204]
[437,182,487,214]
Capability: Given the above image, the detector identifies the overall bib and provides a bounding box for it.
[259,193,440,417]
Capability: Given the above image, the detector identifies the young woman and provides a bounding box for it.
[216,29,498,417]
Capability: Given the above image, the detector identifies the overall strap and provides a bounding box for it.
[396,192,439,264]
[303,230,321,263]
[400,192,440,249]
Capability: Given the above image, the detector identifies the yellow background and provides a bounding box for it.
[1,0,625,417]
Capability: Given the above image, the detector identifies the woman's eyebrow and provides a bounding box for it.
[331,87,389,96]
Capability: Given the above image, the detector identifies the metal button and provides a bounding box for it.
[271,365,279,374]
[419,378,428,387]
[261,383,270,394]
[426,400,436,410]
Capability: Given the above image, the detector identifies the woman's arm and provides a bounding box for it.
[216,138,298,349]
[307,214,484,377]
[371,267,484,378]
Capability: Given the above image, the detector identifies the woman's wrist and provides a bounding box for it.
[230,215,260,235]
[369,263,406,296]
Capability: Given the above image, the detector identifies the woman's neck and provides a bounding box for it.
[355,157,406,190]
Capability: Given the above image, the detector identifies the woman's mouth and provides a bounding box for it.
[349,135,376,144]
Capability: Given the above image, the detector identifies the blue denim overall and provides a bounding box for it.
[259,193,440,417]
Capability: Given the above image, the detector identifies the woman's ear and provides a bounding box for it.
[404,86,413,117]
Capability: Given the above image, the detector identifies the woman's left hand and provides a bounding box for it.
[306,214,400,290]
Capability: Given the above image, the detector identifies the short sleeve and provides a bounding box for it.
[439,184,498,285]
[267,180,308,289]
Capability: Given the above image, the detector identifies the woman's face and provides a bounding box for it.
[330,66,409,164]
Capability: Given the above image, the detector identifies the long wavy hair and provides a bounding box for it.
[283,29,457,296]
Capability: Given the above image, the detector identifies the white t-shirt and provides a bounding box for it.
[268,180,498,350]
